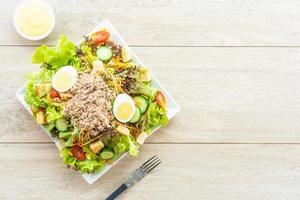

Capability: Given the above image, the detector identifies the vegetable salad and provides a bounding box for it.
[24,30,168,173]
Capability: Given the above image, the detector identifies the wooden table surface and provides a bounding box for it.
[1,0,300,199]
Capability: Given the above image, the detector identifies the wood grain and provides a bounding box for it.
[2,0,300,46]
[1,144,300,200]
[1,46,300,143]
[1,1,300,199]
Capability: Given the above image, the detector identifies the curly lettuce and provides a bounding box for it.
[32,36,79,71]
[45,107,62,122]
[131,82,157,100]
[24,68,54,107]
[144,102,168,133]
[81,45,97,65]
[60,147,105,173]
[108,135,139,157]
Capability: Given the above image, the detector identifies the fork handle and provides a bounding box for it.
[105,183,128,200]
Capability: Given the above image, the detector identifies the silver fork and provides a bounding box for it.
[105,155,161,200]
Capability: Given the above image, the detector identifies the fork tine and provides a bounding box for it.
[142,155,157,167]
[145,160,161,173]
[143,157,160,169]
[144,157,160,171]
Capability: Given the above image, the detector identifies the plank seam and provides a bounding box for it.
[3,44,300,48]
[2,142,300,145]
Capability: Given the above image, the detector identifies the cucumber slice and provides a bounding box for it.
[100,149,115,160]
[129,107,141,123]
[133,96,149,114]
[96,46,113,61]
[55,118,68,132]
[59,131,72,139]
[43,123,55,132]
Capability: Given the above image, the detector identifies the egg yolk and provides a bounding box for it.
[117,102,134,120]
[54,71,72,91]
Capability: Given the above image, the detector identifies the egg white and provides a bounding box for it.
[113,93,136,123]
[52,65,77,92]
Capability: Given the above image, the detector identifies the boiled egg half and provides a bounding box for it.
[113,93,136,123]
[52,66,77,92]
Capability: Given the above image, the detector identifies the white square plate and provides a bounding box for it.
[16,20,180,184]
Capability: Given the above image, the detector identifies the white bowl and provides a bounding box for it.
[13,0,55,41]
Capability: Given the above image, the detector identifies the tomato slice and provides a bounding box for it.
[71,145,86,161]
[155,91,166,108]
[92,31,110,45]
[50,88,60,98]
[39,107,46,112]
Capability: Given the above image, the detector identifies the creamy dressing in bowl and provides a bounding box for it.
[14,0,55,40]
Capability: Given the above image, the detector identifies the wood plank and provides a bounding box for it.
[1,144,300,199]
[2,0,300,46]
[2,46,300,143]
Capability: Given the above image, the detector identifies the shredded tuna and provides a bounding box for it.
[63,73,115,136]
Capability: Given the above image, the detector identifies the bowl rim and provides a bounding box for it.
[13,0,56,41]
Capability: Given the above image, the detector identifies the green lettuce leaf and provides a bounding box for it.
[144,102,168,133]
[60,148,76,167]
[131,82,157,100]
[109,135,139,156]
[127,136,139,156]
[43,123,55,132]
[69,56,86,72]
[45,107,62,122]
[59,147,105,173]
[77,159,104,172]
[25,68,53,82]
[109,135,127,154]
[32,36,77,70]
[81,45,97,65]
[24,68,54,107]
